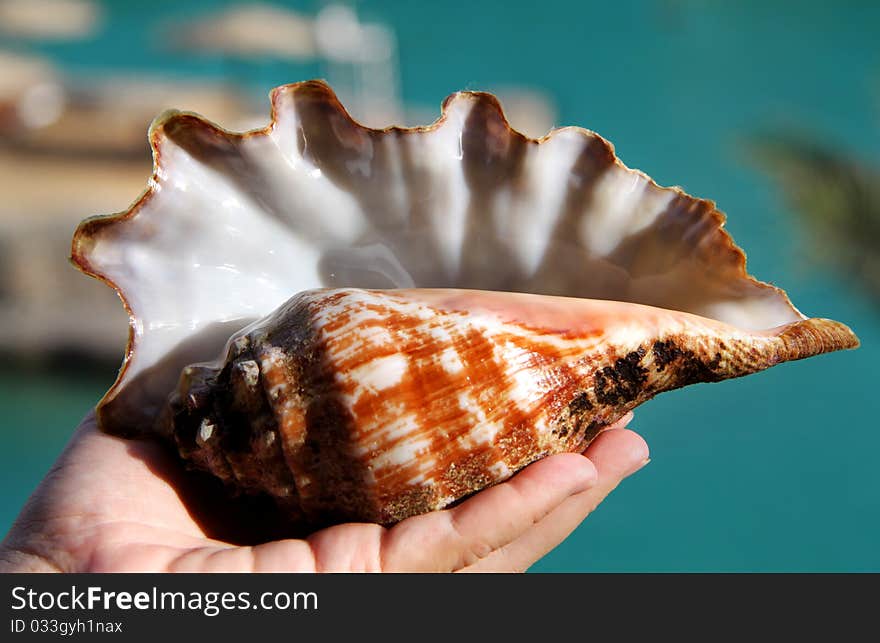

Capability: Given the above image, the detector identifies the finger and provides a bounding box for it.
[461,428,649,572]
[379,452,599,571]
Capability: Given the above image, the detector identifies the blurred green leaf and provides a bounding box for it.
[747,133,880,302]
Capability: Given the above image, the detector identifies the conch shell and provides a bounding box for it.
[71,80,858,527]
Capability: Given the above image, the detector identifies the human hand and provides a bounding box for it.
[0,411,648,572]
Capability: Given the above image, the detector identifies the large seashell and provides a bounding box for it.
[72,80,858,527]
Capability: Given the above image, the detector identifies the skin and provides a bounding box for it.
[0,411,648,572]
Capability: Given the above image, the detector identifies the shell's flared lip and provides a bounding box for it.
[69,80,856,429]
[398,287,858,345]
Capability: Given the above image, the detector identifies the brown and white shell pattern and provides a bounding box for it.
[71,80,859,526]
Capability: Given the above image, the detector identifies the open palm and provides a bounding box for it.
[1,411,647,572]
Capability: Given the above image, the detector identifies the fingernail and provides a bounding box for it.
[616,411,635,427]
[628,457,651,476]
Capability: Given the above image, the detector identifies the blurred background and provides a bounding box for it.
[1,0,877,571]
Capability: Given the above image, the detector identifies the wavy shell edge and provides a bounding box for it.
[69,79,851,428]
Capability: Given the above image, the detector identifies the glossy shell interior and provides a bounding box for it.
[71,80,856,438]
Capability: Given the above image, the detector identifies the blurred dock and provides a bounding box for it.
[0,50,265,363]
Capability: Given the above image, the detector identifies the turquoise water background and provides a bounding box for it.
[2,0,878,571]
